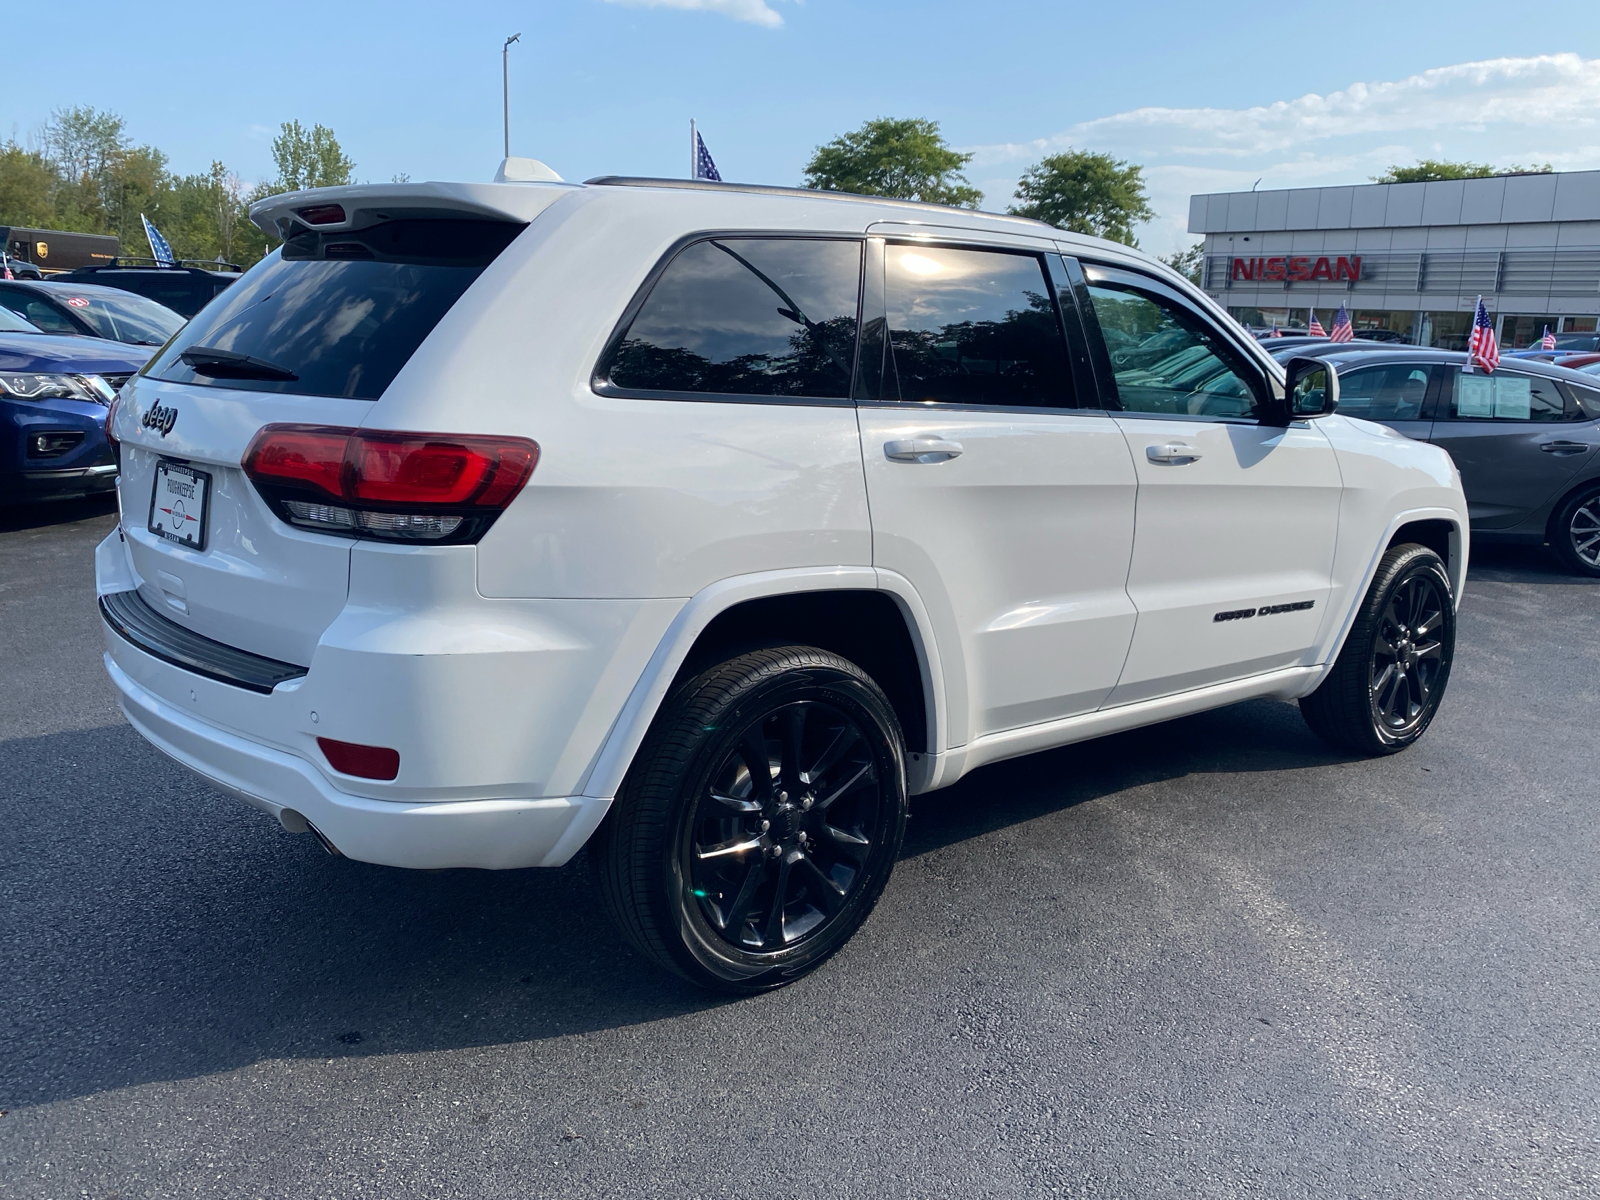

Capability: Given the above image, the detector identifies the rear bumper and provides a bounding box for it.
[105,650,603,869]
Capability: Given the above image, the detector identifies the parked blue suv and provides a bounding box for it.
[0,306,151,504]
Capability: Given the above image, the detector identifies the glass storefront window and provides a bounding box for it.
[1498,314,1563,349]
[1348,310,1417,343]
[1421,311,1476,351]
[1563,317,1598,333]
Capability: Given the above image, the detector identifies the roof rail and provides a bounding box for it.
[581,176,1053,229]
[67,259,243,274]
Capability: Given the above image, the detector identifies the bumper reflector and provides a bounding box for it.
[317,737,401,780]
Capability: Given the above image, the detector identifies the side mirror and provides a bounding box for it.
[1284,355,1340,418]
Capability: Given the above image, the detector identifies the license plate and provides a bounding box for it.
[148,460,211,551]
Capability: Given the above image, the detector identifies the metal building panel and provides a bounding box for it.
[1552,171,1600,222]
[1501,173,1558,223]
[1225,192,1260,232]
[1426,226,1468,250]
[1465,224,1509,248]
[1354,228,1395,250]
[1507,222,1560,247]
[1350,185,1388,228]
[1383,183,1426,226]
[1291,230,1328,251]
[1188,193,1210,234]
[1556,221,1600,247]
[1459,177,1506,225]
[1316,187,1354,229]
[1390,227,1428,249]
[1421,180,1466,226]
[1285,189,1320,229]
[1255,190,1289,230]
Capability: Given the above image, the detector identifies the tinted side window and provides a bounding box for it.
[883,245,1072,407]
[1441,368,1574,422]
[602,238,861,399]
[1086,281,1261,420]
[1332,363,1430,421]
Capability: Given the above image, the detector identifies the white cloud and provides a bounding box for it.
[601,0,785,28]
[966,54,1600,256]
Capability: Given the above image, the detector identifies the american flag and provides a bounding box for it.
[1307,309,1326,337]
[694,131,722,182]
[1,252,11,281]
[1268,323,1282,338]
[1328,304,1354,343]
[1541,325,1556,350]
[141,214,175,269]
[1466,296,1499,373]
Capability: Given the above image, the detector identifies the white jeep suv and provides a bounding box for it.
[97,171,1468,991]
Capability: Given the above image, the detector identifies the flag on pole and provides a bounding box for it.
[1306,309,1326,338]
[1541,325,1556,350]
[1,252,11,281]
[1466,296,1500,374]
[694,130,722,182]
[1269,322,1281,338]
[1328,304,1354,343]
[141,214,175,269]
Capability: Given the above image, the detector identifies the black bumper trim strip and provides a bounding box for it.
[99,589,308,694]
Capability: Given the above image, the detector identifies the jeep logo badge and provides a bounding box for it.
[142,401,178,437]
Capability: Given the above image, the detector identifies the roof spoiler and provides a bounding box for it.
[248,179,575,240]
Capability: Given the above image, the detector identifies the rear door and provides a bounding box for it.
[1427,365,1599,529]
[114,215,529,665]
[1076,261,1343,705]
[856,239,1139,741]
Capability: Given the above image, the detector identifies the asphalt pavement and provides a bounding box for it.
[1,496,1596,1199]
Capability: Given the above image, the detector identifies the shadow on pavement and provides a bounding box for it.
[1467,541,1596,585]
[0,493,117,535]
[1,697,1347,1110]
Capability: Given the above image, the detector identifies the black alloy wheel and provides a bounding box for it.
[1367,571,1449,738]
[1300,543,1456,755]
[1553,484,1600,577]
[687,700,882,952]
[593,646,907,992]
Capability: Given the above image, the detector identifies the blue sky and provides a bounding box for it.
[5,2,1599,254]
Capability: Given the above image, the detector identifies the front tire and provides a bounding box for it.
[592,646,908,993]
[1551,484,1600,577]
[1300,543,1455,755]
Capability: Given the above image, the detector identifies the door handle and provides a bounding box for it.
[1146,443,1202,464]
[884,438,964,462]
[1539,440,1592,455]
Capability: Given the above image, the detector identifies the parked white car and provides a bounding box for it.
[97,168,1469,990]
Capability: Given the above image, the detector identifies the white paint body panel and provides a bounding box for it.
[95,179,1470,871]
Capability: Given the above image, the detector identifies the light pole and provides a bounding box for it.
[503,33,521,160]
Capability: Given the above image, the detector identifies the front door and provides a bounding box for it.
[857,240,1139,745]
[1076,263,1343,706]
[1427,365,1599,530]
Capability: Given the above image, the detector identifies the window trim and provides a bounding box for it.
[865,238,1082,413]
[590,229,868,408]
[1076,262,1276,424]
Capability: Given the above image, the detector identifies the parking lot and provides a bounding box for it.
[1,497,1596,1199]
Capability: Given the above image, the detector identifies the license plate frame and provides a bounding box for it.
[147,459,211,552]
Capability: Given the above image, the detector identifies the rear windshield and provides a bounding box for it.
[146,218,526,400]
[67,290,185,346]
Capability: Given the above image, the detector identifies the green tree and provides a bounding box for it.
[1372,160,1554,184]
[1159,242,1204,284]
[1008,150,1154,246]
[802,118,981,208]
[265,120,355,193]
[0,143,57,227]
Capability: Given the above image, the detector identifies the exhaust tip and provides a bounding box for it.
[305,821,344,858]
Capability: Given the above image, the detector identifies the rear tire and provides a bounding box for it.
[1300,543,1455,755]
[591,646,908,993]
[1551,484,1600,577]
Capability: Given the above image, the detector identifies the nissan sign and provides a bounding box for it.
[1233,255,1361,283]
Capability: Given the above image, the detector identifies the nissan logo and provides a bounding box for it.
[142,401,178,437]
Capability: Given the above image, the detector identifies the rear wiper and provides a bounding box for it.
[180,346,298,381]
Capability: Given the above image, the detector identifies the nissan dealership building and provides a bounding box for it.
[1190,169,1600,349]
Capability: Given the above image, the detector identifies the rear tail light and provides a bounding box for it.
[297,204,346,225]
[243,424,538,544]
[317,737,400,780]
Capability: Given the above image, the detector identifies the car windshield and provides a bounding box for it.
[0,306,41,333]
[57,290,184,345]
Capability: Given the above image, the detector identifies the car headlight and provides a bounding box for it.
[0,372,114,404]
